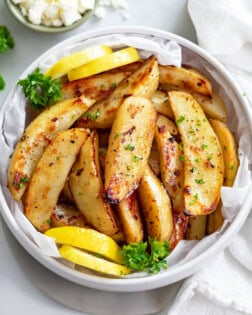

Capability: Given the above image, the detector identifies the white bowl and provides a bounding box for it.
[1,26,252,292]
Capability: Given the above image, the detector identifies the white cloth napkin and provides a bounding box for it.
[168,1,252,314]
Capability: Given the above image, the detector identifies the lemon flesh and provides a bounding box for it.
[45,45,113,79]
[45,226,122,263]
[59,245,130,276]
[68,47,140,81]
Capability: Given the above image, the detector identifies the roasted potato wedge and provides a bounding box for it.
[62,71,131,101]
[185,215,207,240]
[206,202,224,235]
[51,203,87,227]
[168,212,188,250]
[116,192,144,244]
[206,119,239,234]
[192,92,227,123]
[104,96,157,203]
[75,55,159,129]
[210,119,239,186]
[8,96,94,201]
[152,88,227,123]
[159,65,212,97]
[138,166,173,241]
[169,91,224,216]
[69,130,118,235]
[151,90,174,119]
[155,115,184,213]
[25,128,89,232]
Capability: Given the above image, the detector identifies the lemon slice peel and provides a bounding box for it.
[45,45,113,79]
[67,47,140,81]
[59,245,130,276]
[45,226,123,264]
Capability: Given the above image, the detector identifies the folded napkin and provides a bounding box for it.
[168,1,252,314]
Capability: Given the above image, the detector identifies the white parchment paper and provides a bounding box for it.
[0,33,251,276]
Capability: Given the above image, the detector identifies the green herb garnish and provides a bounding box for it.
[18,68,62,109]
[82,109,100,120]
[0,26,14,91]
[124,144,135,151]
[121,238,170,274]
[176,115,185,125]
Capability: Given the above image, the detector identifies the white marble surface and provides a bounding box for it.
[0,1,196,314]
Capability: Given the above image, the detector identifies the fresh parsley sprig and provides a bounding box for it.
[121,238,170,274]
[0,25,15,91]
[18,68,62,109]
[0,25,14,53]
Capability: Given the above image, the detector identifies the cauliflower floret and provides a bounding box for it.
[78,0,95,13]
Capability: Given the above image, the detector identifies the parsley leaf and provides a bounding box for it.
[0,26,14,91]
[121,238,170,274]
[18,68,62,109]
[0,74,5,90]
[0,26,14,53]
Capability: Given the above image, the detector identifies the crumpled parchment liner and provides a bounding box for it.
[0,33,251,277]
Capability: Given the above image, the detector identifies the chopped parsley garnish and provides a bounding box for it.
[133,155,140,162]
[124,144,135,151]
[201,144,208,150]
[180,154,185,162]
[121,238,170,274]
[18,68,62,109]
[195,179,205,184]
[176,115,185,125]
[83,109,100,120]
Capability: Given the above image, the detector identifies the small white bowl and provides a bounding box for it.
[1,26,252,292]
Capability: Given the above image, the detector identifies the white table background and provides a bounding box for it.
[0,1,197,314]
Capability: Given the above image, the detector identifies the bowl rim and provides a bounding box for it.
[4,0,96,33]
[1,25,252,292]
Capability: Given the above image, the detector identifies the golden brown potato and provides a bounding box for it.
[151,90,174,119]
[159,65,212,97]
[206,202,224,235]
[169,91,224,216]
[25,128,89,232]
[116,192,144,244]
[51,203,87,227]
[155,115,184,213]
[69,130,118,236]
[138,166,173,241]
[75,55,159,129]
[185,215,207,240]
[206,119,239,234]
[210,119,239,187]
[168,212,188,250]
[8,96,94,201]
[104,96,157,203]
[192,92,227,122]
[62,71,131,100]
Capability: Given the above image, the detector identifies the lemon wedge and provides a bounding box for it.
[45,226,122,264]
[68,47,140,81]
[45,45,113,79]
[59,245,130,276]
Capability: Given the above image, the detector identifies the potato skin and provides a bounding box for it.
[69,130,118,236]
[159,65,212,97]
[104,96,157,204]
[62,71,131,101]
[116,192,144,244]
[75,55,159,129]
[155,115,184,213]
[138,166,173,241]
[8,97,94,201]
[169,91,224,216]
[25,128,89,232]
[51,203,87,228]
